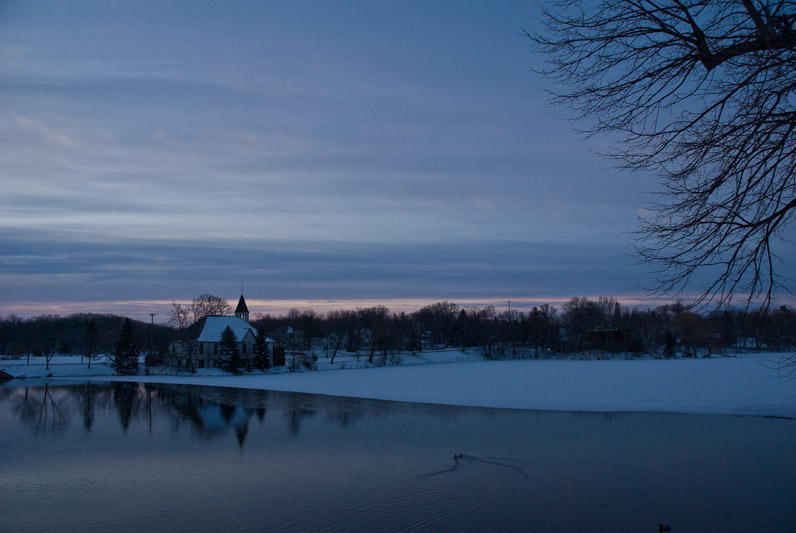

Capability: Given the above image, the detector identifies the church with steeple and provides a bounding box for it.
[169,293,276,369]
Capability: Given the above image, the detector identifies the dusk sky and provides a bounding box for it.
[2,0,711,321]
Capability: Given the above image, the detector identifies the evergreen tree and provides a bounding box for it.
[663,330,676,358]
[612,302,622,329]
[112,318,139,375]
[252,330,271,371]
[218,325,242,374]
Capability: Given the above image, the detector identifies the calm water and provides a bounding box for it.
[1,381,795,532]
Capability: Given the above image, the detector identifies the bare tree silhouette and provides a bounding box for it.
[532,0,796,308]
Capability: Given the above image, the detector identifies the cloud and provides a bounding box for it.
[11,114,80,149]
[0,5,650,249]
[5,0,757,319]
[0,227,654,308]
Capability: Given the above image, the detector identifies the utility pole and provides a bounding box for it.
[147,313,155,375]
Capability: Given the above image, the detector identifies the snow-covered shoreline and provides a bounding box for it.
[2,352,795,417]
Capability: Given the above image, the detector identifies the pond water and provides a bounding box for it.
[1,381,795,532]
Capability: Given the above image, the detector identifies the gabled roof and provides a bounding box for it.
[174,316,208,342]
[235,295,249,314]
[174,314,274,344]
[197,315,257,342]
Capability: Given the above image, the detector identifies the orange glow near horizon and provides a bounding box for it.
[0,294,693,323]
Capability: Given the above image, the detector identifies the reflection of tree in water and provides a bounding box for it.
[112,382,139,431]
[220,403,237,424]
[236,423,249,449]
[283,393,318,436]
[13,384,71,435]
[78,383,102,431]
[151,385,207,434]
[133,384,252,443]
[1,382,470,448]
[324,404,364,429]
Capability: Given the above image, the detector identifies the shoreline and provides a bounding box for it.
[3,352,795,418]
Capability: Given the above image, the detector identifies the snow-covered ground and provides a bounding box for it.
[2,351,795,417]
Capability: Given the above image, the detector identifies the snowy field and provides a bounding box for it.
[2,351,795,417]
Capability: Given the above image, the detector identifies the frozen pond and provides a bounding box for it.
[1,381,795,532]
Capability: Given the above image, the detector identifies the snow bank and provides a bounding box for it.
[0,355,116,379]
[3,352,795,417]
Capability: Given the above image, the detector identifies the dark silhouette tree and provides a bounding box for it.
[167,301,190,329]
[218,325,242,374]
[664,330,677,358]
[271,344,286,367]
[415,301,461,347]
[84,318,98,369]
[111,318,139,375]
[44,335,58,370]
[358,306,390,363]
[532,0,796,308]
[190,294,230,323]
[252,330,271,371]
[324,313,346,364]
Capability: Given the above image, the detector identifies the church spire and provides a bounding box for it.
[235,294,250,322]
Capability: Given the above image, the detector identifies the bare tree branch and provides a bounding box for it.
[531,0,796,309]
[190,294,230,323]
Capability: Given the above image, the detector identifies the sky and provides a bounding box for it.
[0,0,742,321]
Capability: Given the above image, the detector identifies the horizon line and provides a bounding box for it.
[0,294,712,323]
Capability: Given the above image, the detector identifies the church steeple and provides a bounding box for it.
[235,294,250,322]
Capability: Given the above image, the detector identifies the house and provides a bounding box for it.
[170,295,275,369]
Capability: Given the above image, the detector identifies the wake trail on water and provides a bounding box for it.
[418,453,530,480]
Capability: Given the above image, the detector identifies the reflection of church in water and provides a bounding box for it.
[5,381,381,451]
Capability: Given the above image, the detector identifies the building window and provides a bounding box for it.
[214,343,218,354]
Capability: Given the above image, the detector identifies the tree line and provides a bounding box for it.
[2,299,795,368]
[252,299,796,361]
[0,313,173,361]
